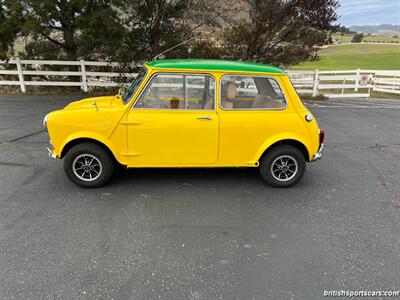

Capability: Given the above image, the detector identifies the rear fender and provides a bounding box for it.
[253,133,311,163]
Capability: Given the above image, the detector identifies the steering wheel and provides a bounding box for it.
[154,96,169,108]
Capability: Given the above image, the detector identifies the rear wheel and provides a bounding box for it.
[259,145,306,188]
[63,143,114,188]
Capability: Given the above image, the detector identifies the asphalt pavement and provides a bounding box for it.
[0,95,399,299]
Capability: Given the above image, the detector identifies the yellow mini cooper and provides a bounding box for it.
[44,59,324,188]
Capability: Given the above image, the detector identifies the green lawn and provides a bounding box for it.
[292,44,400,70]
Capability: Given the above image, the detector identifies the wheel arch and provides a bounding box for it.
[257,137,311,163]
[60,136,125,165]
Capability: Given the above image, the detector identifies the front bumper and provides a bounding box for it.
[311,143,324,161]
[47,147,56,159]
[47,141,56,159]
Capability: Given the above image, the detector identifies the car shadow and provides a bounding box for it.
[112,167,262,186]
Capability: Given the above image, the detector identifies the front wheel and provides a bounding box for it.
[63,143,114,188]
[259,145,306,188]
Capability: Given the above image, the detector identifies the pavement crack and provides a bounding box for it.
[0,161,32,167]
[358,148,400,208]
[373,144,400,160]
[331,143,400,160]
[378,175,400,208]
[327,143,400,153]
[2,129,45,143]
[389,193,400,208]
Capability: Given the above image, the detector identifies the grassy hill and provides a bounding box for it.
[292,44,400,70]
[332,34,400,44]
[349,25,400,37]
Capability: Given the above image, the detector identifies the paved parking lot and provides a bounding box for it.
[0,95,399,299]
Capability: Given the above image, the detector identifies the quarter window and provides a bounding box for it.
[220,75,286,110]
[134,74,215,110]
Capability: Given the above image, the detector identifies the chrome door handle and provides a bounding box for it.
[197,116,212,120]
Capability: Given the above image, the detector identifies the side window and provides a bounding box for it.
[134,74,184,109]
[220,75,286,110]
[134,74,215,110]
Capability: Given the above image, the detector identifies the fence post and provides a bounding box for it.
[312,69,319,97]
[355,68,360,92]
[16,57,26,93]
[393,75,396,92]
[368,73,372,96]
[80,59,88,92]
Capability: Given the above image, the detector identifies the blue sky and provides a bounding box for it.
[337,0,400,26]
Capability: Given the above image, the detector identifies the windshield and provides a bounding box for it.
[122,68,147,104]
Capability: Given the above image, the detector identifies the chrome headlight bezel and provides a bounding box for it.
[43,114,49,129]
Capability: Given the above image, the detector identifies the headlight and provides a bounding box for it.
[43,114,49,129]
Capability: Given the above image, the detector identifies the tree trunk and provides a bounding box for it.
[63,27,79,83]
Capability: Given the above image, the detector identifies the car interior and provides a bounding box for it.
[221,77,286,109]
[135,75,214,110]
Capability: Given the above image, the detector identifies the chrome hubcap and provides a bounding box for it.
[271,155,298,182]
[72,154,102,182]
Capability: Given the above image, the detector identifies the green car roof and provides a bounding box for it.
[146,59,284,74]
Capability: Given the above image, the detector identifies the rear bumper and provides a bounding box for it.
[311,143,324,161]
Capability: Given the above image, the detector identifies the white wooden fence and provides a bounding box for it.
[288,69,400,98]
[0,58,135,93]
[1,59,400,98]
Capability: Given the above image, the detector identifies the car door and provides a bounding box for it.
[126,73,219,166]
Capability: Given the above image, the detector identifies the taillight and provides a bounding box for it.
[319,129,325,145]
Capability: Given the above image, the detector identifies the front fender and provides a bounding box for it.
[57,131,126,165]
[253,133,312,163]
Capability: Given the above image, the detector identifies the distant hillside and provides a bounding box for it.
[350,24,400,37]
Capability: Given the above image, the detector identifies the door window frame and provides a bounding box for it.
[130,72,217,111]
[219,74,288,111]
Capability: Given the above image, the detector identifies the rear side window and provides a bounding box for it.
[134,73,215,110]
[220,75,286,110]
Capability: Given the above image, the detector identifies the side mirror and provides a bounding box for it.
[92,101,99,111]
[117,85,126,97]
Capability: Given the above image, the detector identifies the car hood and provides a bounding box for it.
[63,95,124,111]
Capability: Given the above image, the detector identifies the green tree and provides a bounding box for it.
[0,1,24,59]
[336,25,356,34]
[220,0,339,66]
[1,0,341,69]
[2,0,125,60]
[114,0,200,65]
[351,33,364,43]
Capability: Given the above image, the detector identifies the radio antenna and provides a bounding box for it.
[152,34,200,60]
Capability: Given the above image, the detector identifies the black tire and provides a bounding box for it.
[63,142,114,188]
[259,145,306,188]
